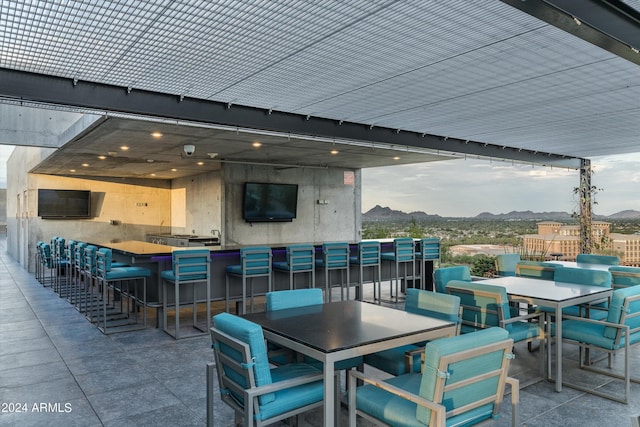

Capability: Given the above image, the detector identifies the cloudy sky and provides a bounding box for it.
[1,144,637,218]
[362,152,640,218]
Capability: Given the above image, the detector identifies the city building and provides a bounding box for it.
[523,221,640,266]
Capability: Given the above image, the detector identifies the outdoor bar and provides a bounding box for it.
[3,1,640,426]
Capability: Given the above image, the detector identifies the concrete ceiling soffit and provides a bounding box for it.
[0,68,582,169]
[501,0,640,65]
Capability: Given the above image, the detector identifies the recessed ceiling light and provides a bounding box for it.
[197,161,204,166]
[150,173,156,177]
[98,155,107,160]
[69,169,76,172]
[393,156,400,160]
[252,141,262,148]
[330,149,339,155]
[171,168,177,172]
[81,163,89,167]
[151,132,163,138]
[120,145,129,151]
[146,159,154,163]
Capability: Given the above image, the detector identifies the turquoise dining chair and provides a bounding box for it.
[561,285,640,403]
[363,289,461,375]
[433,265,471,293]
[207,312,324,427]
[349,327,519,427]
[609,266,640,290]
[495,253,520,277]
[515,261,561,280]
[576,253,620,265]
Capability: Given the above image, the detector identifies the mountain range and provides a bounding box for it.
[362,205,640,221]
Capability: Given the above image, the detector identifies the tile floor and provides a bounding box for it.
[1,237,640,426]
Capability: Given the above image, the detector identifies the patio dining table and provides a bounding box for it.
[476,275,613,392]
[242,300,455,426]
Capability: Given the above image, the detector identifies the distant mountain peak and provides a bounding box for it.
[363,205,441,221]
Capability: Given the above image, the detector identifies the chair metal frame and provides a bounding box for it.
[162,249,211,339]
[350,241,381,302]
[208,325,323,427]
[560,291,640,404]
[445,281,546,375]
[417,238,441,290]
[349,335,520,427]
[95,249,148,334]
[226,247,272,314]
[317,242,351,302]
[381,237,416,303]
[272,244,315,290]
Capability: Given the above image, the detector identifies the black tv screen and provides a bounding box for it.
[243,182,298,222]
[37,189,92,218]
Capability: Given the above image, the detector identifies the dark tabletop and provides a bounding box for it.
[243,300,453,353]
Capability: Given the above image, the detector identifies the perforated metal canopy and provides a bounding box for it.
[2,0,640,178]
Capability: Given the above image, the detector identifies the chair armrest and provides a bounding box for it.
[505,376,520,427]
[244,372,323,399]
[560,314,622,328]
[348,370,447,427]
[504,310,545,324]
[404,346,426,373]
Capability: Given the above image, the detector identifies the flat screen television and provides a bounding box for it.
[37,189,92,219]
[243,182,298,223]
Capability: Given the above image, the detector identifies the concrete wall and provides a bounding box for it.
[223,163,361,246]
[6,146,174,272]
[6,147,362,271]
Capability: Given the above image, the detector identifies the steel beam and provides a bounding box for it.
[0,68,582,169]
[501,0,640,65]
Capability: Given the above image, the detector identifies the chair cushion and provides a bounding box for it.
[355,373,426,427]
[259,363,323,421]
[554,266,611,288]
[213,313,275,405]
[363,345,421,376]
[266,289,323,311]
[609,266,640,288]
[417,327,509,424]
[405,288,460,323]
[446,280,512,332]
[104,266,150,280]
[605,286,640,339]
[434,266,471,293]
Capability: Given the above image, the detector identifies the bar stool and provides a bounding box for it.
[162,249,211,339]
[415,237,440,290]
[96,248,150,334]
[380,237,415,303]
[273,244,315,290]
[349,241,381,302]
[316,242,350,302]
[226,247,272,314]
[72,242,88,308]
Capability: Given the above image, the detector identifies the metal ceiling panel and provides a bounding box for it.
[3,0,640,179]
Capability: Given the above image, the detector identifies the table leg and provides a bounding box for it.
[324,360,335,427]
[555,306,562,392]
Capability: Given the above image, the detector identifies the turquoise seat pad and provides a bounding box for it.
[104,266,150,280]
[363,345,421,375]
[356,371,494,427]
[258,363,323,421]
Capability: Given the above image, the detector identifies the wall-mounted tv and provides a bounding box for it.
[243,182,298,223]
[37,189,92,219]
